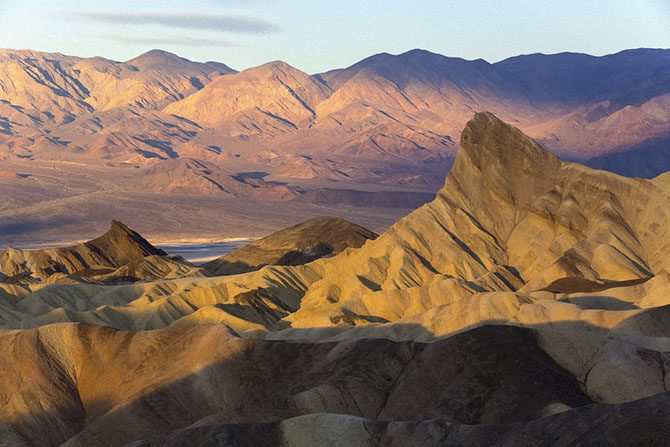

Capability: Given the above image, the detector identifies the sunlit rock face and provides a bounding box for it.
[0,113,669,446]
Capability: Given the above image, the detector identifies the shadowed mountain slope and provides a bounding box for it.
[585,135,670,178]
[495,49,670,160]
[495,48,670,108]
[203,217,377,275]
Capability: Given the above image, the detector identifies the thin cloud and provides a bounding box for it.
[100,35,242,48]
[72,12,281,34]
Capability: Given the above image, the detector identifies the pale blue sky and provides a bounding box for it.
[0,0,668,73]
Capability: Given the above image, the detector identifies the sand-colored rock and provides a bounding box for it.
[0,220,195,283]
[0,113,669,445]
[0,323,595,446]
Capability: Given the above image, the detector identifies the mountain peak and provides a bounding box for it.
[128,49,182,62]
[347,48,477,71]
[320,48,500,92]
[89,220,166,264]
[401,48,438,56]
[229,60,315,82]
[109,219,132,234]
[456,111,560,171]
[164,59,332,126]
[443,112,562,231]
[125,49,196,70]
[250,60,304,76]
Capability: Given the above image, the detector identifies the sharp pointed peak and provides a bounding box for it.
[457,112,560,167]
[94,220,166,258]
[443,112,563,210]
[109,219,132,233]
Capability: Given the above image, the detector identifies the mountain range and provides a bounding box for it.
[2,48,668,167]
[0,114,669,445]
[0,47,668,242]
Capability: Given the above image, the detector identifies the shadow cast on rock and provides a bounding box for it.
[0,322,597,446]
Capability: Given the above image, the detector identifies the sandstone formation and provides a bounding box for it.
[0,114,668,445]
[0,220,195,283]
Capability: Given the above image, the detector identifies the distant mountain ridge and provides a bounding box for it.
[0,47,667,179]
[495,48,670,107]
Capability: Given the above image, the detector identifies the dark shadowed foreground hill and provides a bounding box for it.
[203,217,377,275]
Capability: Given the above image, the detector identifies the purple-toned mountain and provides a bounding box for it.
[1,47,668,242]
[1,47,668,178]
[495,49,670,164]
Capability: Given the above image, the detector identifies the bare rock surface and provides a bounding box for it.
[0,114,669,445]
[203,217,377,275]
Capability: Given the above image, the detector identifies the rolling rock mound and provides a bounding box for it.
[0,221,196,284]
[203,217,377,275]
[0,324,593,446]
[0,113,669,445]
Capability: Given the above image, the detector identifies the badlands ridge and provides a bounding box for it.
[0,114,668,445]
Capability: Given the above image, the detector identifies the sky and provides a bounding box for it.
[0,0,668,73]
